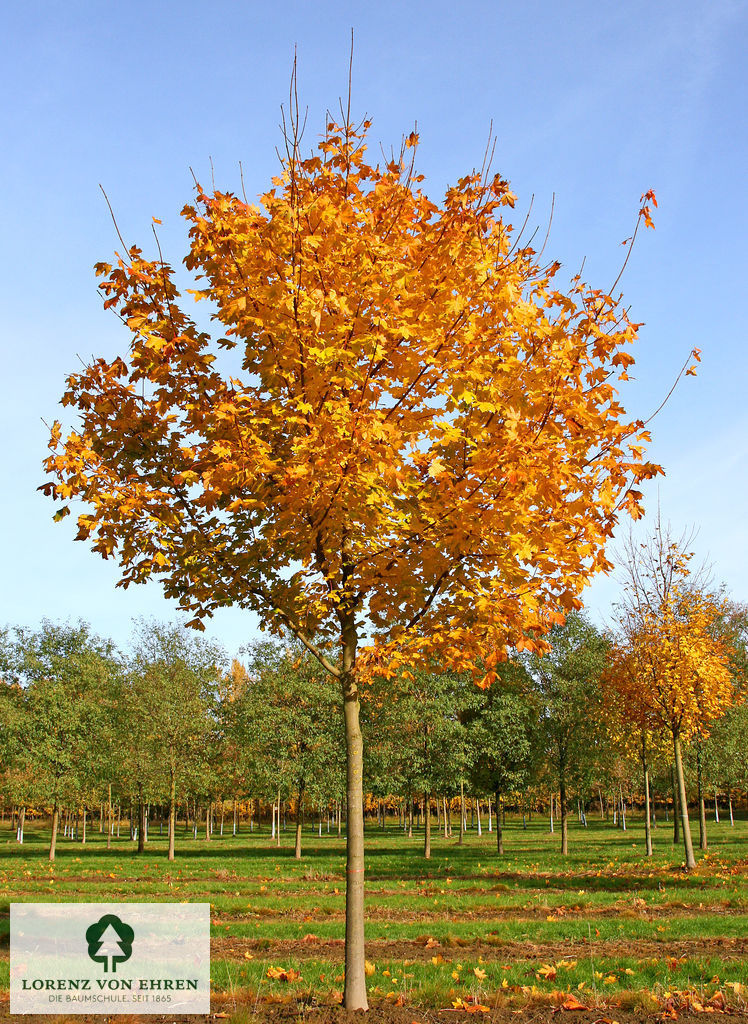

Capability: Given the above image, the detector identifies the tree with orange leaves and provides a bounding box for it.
[43,94,668,1006]
[610,526,734,869]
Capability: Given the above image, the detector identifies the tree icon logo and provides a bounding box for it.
[85,914,134,972]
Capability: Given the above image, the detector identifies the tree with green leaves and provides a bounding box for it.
[5,621,120,859]
[128,619,224,860]
[234,640,344,858]
[466,660,539,854]
[527,613,609,855]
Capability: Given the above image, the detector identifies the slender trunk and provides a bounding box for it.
[16,806,25,844]
[106,784,112,850]
[559,752,568,856]
[672,765,680,844]
[443,796,449,838]
[205,801,211,841]
[729,791,734,826]
[642,733,652,857]
[487,797,492,832]
[82,806,87,844]
[459,780,465,845]
[407,796,413,838]
[295,785,303,860]
[549,792,554,833]
[137,785,145,854]
[714,791,720,824]
[476,798,482,836]
[342,668,367,1011]
[495,791,504,854]
[49,803,59,861]
[673,732,696,869]
[697,739,707,851]
[276,791,281,847]
[168,769,176,861]
[424,792,431,859]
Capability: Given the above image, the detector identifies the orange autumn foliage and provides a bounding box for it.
[41,116,664,681]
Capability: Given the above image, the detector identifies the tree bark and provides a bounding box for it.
[342,671,367,1011]
[16,806,25,844]
[459,779,465,845]
[106,784,112,850]
[295,785,304,859]
[49,803,59,861]
[672,765,680,844]
[495,791,504,854]
[559,750,568,856]
[168,770,176,861]
[673,732,696,869]
[424,792,431,859]
[137,785,145,853]
[642,733,652,857]
[696,739,707,851]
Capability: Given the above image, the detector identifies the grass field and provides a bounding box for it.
[2,812,748,1019]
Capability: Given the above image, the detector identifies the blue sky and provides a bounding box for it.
[2,0,746,657]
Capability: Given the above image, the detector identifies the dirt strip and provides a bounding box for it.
[1,1001,747,1024]
[210,934,748,963]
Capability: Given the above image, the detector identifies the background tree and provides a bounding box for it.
[466,659,539,854]
[129,619,223,860]
[6,621,119,859]
[234,641,344,858]
[528,613,608,855]
[613,525,735,869]
[42,90,669,1005]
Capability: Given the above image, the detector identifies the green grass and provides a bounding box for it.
[2,811,747,1010]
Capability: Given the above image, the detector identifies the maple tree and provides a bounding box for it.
[43,99,669,1006]
[610,527,735,869]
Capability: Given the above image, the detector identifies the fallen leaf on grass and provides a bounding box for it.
[449,997,490,1012]
[538,964,557,981]
[365,960,376,976]
[266,966,302,982]
[560,995,588,1011]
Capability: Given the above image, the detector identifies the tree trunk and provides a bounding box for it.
[672,765,680,844]
[342,669,367,1011]
[714,791,720,824]
[137,786,145,853]
[559,752,568,855]
[205,801,211,841]
[673,732,696,869]
[476,798,482,836]
[495,791,504,854]
[106,784,112,850]
[549,792,554,833]
[459,779,465,845]
[443,796,449,838]
[168,770,176,861]
[729,791,734,826]
[642,733,652,857]
[49,803,59,862]
[16,806,25,844]
[295,786,304,859]
[697,740,707,851]
[424,792,431,859]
